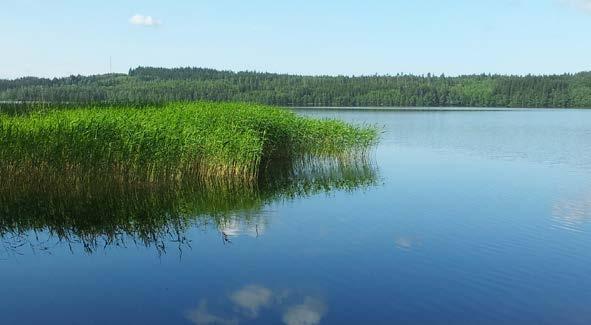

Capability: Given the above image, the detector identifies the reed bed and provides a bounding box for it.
[0,102,378,183]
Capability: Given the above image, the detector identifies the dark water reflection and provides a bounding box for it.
[2,108,591,325]
[0,157,378,257]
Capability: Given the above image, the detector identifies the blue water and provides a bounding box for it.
[1,109,591,324]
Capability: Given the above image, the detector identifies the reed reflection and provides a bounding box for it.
[0,157,378,256]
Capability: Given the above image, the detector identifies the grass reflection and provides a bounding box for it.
[0,157,378,255]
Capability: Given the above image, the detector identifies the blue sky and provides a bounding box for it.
[1,0,590,78]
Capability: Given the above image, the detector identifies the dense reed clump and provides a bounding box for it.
[0,102,378,182]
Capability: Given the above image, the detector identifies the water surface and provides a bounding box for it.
[1,108,591,324]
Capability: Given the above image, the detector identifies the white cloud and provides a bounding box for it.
[129,14,161,26]
[563,0,591,13]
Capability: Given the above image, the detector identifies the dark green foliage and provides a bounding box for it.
[0,156,378,254]
[1,67,590,108]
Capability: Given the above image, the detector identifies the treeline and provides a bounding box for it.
[1,67,590,107]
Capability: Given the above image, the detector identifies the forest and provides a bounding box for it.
[1,67,590,108]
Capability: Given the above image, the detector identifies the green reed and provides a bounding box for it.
[0,102,378,182]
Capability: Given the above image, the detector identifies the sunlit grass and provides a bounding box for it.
[0,102,378,182]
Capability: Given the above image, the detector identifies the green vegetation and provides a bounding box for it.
[0,102,378,183]
[2,67,591,108]
[0,157,378,255]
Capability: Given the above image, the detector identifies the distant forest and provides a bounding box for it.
[1,67,590,108]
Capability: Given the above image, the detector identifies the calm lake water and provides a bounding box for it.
[2,108,591,324]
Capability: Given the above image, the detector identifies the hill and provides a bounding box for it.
[1,67,590,108]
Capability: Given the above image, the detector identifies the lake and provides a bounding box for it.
[1,108,591,324]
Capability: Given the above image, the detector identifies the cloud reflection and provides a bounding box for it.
[552,191,591,232]
[218,216,267,239]
[394,235,421,251]
[394,237,413,250]
[185,284,327,324]
[282,297,327,325]
[186,300,238,325]
[230,285,273,317]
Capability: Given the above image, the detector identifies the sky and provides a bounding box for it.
[1,0,590,78]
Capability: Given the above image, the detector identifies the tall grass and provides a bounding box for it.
[0,102,378,182]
